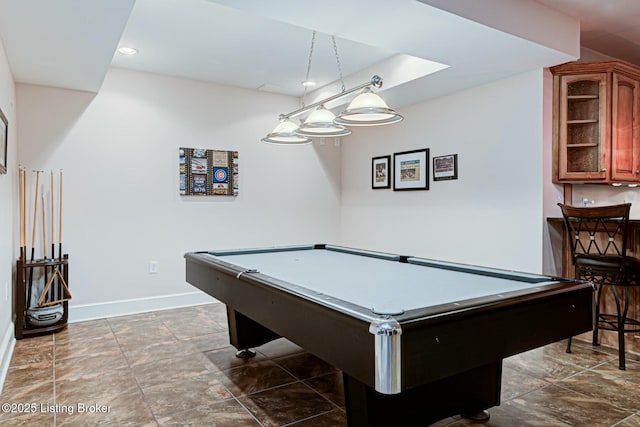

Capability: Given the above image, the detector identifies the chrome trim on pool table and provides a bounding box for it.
[369,317,403,394]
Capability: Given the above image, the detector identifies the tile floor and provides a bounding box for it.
[1,303,640,426]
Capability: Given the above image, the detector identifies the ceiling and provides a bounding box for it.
[537,0,640,65]
[0,0,637,110]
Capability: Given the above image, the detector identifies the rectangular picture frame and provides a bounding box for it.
[179,147,239,196]
[433,154,458,181]
[372,155,391,189]
[0,107,7,175]
[393,148,429,191]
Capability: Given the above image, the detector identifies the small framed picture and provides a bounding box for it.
[0,107,7,175]
[372,155,391,189]
[433,154,458,181]
[393,148,429,191]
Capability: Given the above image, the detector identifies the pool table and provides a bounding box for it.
[185,244,593,426]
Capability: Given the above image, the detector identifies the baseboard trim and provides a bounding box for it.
[0,321,16,397]
[68,291,218,323]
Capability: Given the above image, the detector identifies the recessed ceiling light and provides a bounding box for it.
[301,81,316,87]
[117,46,138,55]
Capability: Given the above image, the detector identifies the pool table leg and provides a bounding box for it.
[343,361,501,426]
[226,306,280,357]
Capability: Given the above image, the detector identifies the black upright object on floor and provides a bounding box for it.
[559,203,640,370]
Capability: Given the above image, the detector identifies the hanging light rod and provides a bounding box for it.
[280,75,384,121]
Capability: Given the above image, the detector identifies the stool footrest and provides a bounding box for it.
[597,314,640,333]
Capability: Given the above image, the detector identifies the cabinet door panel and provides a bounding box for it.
[611,73,640,182]
[557,74,608,181]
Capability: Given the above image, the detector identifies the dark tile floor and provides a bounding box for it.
[1,303,640,426]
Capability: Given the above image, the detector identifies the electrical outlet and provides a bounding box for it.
[149,261,158,274]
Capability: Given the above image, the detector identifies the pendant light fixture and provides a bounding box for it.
[296,105,351,137]
[261,32,403,145]
[295,34,351,138]
[261,117,312,145]
[334,86,403,126]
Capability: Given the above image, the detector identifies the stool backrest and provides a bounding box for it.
[558,203,631,262]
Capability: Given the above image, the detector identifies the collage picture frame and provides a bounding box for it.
[179,147,239,196]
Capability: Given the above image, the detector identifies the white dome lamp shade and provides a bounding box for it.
[295,105,352,137]
[261,118,312,145]
[334,87,403,126]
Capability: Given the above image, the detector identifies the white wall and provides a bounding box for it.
[0,36,16,396]
[339,70,545,273]
[13,67,556,322]
[17,68,341,321]
[13,66,557,317]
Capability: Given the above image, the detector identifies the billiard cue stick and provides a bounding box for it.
[50,170,56,301]
[42,192,50,304]
[58,169,63,302]
[50,170,55,260]
[58,169,62,261]
[42,193,47,259]
[19,167,28,310]
[18,166,25,261]
[18,167,27,311]
[27,170,41,308]
[30,171,40,259]
[22,168,27,261]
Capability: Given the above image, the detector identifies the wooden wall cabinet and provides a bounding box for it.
[552,61,640,184]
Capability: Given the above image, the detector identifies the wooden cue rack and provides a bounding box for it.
[14,255,70,339]
[15,168,70,339]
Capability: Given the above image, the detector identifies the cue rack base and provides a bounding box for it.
[14,255,70,340]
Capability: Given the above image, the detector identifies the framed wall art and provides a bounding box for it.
[372,155,391,189]
[393,148,429,191]
[433,154,458,181]
[179,147,239,196]
[0,107,7,175]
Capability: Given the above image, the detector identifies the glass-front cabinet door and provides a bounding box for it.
[556,73,608,182]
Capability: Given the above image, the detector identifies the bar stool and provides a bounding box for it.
[559,202,640,370]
